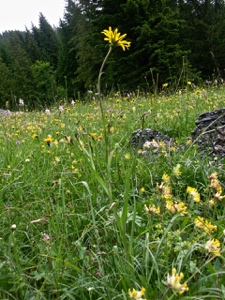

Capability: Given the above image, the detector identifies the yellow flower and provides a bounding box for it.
[44,135,53,144]
[162,83,168,88]
[205,238,221,256]
[187,81,192,85]
[162,186,173,200]
[214,192,225,201]
[125,153,131,160]
[162,173,170,184]
[166,201,176,213]
[102,26,131,51]
[144,204,160,214]
[172,164,182,177]
[167,268,189,295]
[194,216,217,234]
[89,133,97,138]
[175,202,188,216]
[186,186,200,202]
[140,187,145,194]
[166,201,188,216]
[210,179,222,194]
[128,287,146,299]
[208,172,218,180]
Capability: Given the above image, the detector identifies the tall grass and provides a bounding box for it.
[0,86,225,299]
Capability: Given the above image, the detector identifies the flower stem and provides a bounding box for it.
[97,45,112,163]
[161,287,170,300]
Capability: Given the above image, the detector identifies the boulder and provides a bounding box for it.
[130,128,174,154]
[191,108,225,156]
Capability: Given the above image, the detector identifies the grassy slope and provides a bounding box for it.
[0,86,225,299]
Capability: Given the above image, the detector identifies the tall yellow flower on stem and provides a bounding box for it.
[97,27,131,162]
[101,26,131,50]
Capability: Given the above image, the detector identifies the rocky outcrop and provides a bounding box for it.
[130,128,174,154]
[191,108,225,156]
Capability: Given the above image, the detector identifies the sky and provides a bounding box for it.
[0,0,66,33]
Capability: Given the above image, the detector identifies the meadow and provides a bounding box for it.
[1,85,225,299]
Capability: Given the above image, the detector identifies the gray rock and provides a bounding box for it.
[191,108,225,156]
[0,109,12,117]
[130,128,174,153]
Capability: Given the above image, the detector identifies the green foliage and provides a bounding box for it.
[31,60,56,106]
[0,0,225,104]
[0,86,225,298]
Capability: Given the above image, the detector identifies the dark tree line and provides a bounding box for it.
[0,0,225,108]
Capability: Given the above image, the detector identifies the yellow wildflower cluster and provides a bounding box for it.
[166,201,188,216]
[186,186,200,202]
[205,238,221,256]
[157,174,173,200]
[144,204,160,215]
[172,164,182,177]
[208,172,225,203]
[194,216,217,234]
[167,268,189,295]
[128,287,146,300]
[156,173,189,216]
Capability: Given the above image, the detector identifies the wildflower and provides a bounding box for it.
[144,204,160,214]
[194,216,217,234]
[44,135,53,145]
[162,173,170,184]
[32,134,38,139]
[11,224,16,230]
[205,238,221,256]
[19,98,24,106]
[165,201,188,216]
[187,81,192,85]
[43,233,50,242]
[143,141,151,149]
[175,202,188,216]
[101,26,131,51]
[162,186,173,200]
[214,192,225,201]
[167,268,189,295]
[162,83,168,88]
[204,219,217,234]
[140,187,145,194]
[166,201,176,214]
[128,287,146,300]
[125,153,131,160]
[55,156,60,163]
[45,108,51,115]
[210,179,222,194]
[173,164,182,177]
[208,172,218,180]
[186,186,200,202]
[59,105,64,112]
[71,99,75,105]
